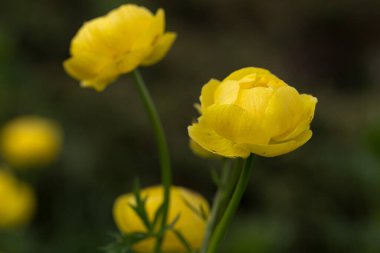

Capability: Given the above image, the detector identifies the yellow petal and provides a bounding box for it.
[141,32,177,66]
[301,94,318,122]
[116,47,151,73]
[80,76,118,92]
[203,104,270,145]
[263,86,304,138]
[63,57,99,81]
[188,120,250,158]
[247,130,313,157]
[199,79,220,111]
[131,8,163,51]
[235,87,274,123]
[225,67,270,81]
[155,8,165,36]
[108,4,154,52]
[214,80,240,105]
[189,139,220,159]
[274,94,317,142]
[237,73,259,88]
[70,17,114,56]
[78,62,120,91]
[71,5,154,55]
[224,67,287,89]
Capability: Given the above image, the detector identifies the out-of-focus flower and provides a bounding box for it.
[188,67,317,158]
[0,116,62,168]
[113,185,210,253]
[64,4,177,91]
[189,139,219,159]
[0,169,36,228]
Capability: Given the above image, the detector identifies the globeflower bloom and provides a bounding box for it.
[113,185,210,253]
[0,170,36,228]
[0,116,62,168]
[188,67,317,158]
[64,4,177,91]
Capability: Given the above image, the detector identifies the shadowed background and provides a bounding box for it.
[1,0,380,252]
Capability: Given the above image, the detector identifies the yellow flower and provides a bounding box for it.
[64,4,177,91]
[1,116,62,168]
[0,169,36,228]
[113,185,210,253]
[188,67,317,158]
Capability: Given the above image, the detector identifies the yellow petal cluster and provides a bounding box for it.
[1,116,62,168]
[188,67,317,158]
[0,170,36,228]
[113,185,210,253]
[64,4,177,91]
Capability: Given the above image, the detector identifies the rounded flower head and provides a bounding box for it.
[64,4,177,91]
[1,116,63,168]
[188,67,317,158]
[113,185,210,253]
[0,169,36,229]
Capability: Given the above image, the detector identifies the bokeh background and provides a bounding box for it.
[1,0,380,252]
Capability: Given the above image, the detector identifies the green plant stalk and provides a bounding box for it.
[206,154,254,253]
[215,159,243,222]
[200,160,231,253]
[132,69,172,253]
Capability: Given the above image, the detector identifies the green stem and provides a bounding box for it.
[206,154,254,253]
[215,159,243,222]
[132,69,172,253]
[200,160,231,253]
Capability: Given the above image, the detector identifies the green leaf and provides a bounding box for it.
[129,179,152,231]
[181,196,208,221]
[164,213,181,232]
[172,229,193,253]
[198,204,208,221]
[102,232,149,253]
[152,202,164,228]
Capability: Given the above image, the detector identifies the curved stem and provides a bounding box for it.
[132,69,172,253]
[206,154,254,253]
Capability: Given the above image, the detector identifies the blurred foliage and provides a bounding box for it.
[0,0,380,252]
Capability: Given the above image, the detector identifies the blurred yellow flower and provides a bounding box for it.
[0,169,36,228]
[113,185,210,253]
[64,4,177,91]
[1,116,62,168]
[188,67,317,158]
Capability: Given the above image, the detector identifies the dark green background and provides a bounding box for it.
[1,0,380,252]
